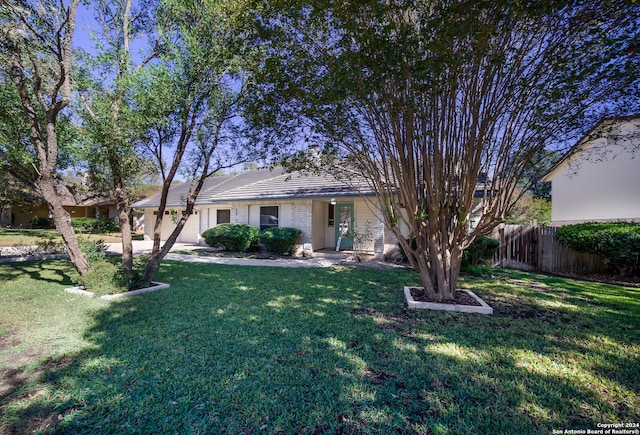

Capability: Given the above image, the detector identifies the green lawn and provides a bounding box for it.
[0,228,122,247]
[1,260,638,434]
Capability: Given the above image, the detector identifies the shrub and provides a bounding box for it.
[202,223,260,252]
[81,260,127,295]
[555,222,640,275]
[260,227,302,255]
[79,239,108,264]
[72,217,119,233]
[462,236,500,267]
[30,216,54,229]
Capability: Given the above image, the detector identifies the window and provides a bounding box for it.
[328,203,335,227]
[260,206,278,230]
[217,209,231,224]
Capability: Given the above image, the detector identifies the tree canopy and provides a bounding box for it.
[243,0,640,300]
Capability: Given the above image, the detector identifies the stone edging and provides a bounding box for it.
[404,287,493,315]
[65,282,170,300]
[0,253,69,264]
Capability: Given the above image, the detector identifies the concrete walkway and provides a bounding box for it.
[106,240,407,269]
[1,240,405,270]
[108,240,344,268]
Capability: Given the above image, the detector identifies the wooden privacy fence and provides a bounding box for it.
[489,224,607,274]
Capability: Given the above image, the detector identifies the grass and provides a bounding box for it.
[0,260,639,434]
[0,228,122,247]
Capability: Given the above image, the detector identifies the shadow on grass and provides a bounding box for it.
[0,260,76,287]
[2,263,639,433]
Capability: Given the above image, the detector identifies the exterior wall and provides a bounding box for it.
[10,205,49,227]
[233,199,313,250]
[312,200,327,250]
[143,208,200,243]
[352,197,380,253]
[139,196,387,255]
[548,120,640,225]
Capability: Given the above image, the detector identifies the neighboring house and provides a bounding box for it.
[541,115,640,226]
[5,185,117,227]
[132,167,487,256]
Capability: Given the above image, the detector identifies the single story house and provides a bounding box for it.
[541,115,640,226]
[2,188,117,227]
[132,167,487,257]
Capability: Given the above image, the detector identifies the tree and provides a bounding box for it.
[131,0,263,286]
[1,0,89,276]
[244,1,640,301]
[75,0,163,281]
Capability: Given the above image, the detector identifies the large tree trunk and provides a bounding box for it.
[112,178,133,280]
[38,170,90,277]
[397,226,463,302]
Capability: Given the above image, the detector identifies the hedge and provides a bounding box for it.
[71,217,119,233]
[462,236,500,267]
[555,222,640,275]
[30,216,55,229]
[260,227,302,255]
[202,223,259,252]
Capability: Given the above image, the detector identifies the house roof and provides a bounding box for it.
[541,114,640,182]
[131,167,376,209]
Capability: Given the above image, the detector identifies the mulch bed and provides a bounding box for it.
[409,287,482,306]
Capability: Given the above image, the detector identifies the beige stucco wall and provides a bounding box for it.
[547,119,640,225]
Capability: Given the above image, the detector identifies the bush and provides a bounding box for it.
[462,236,500,267]
[260,227,302,255]
[396,236,499,269]
[72,217,119,233]
[202,223,260,252]
[30,216,54,229]
[81,260,127,295]
[555,222,640,275]
[79,239,108,264]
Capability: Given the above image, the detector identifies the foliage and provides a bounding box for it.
[517,148,561,201]
[80,260,127,295]
[97,0,269,286]
[79,239,108,265]
[29,216,54,229]
[243,0,640,301]
[462,236,500,267]
[202,223,260,252]
[260,227,301,255]
[506,195,552,226]
[346,221,373,261]
[2,262,639,433]
[71,217,119,233]
[555,222,640,275]
[0,0,90,276]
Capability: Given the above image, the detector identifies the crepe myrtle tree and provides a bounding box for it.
[0,0,90,276]
[244,0,640,301]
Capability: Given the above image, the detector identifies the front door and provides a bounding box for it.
[335,203,354,250]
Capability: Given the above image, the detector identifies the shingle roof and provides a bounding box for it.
[131,168,375,209]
